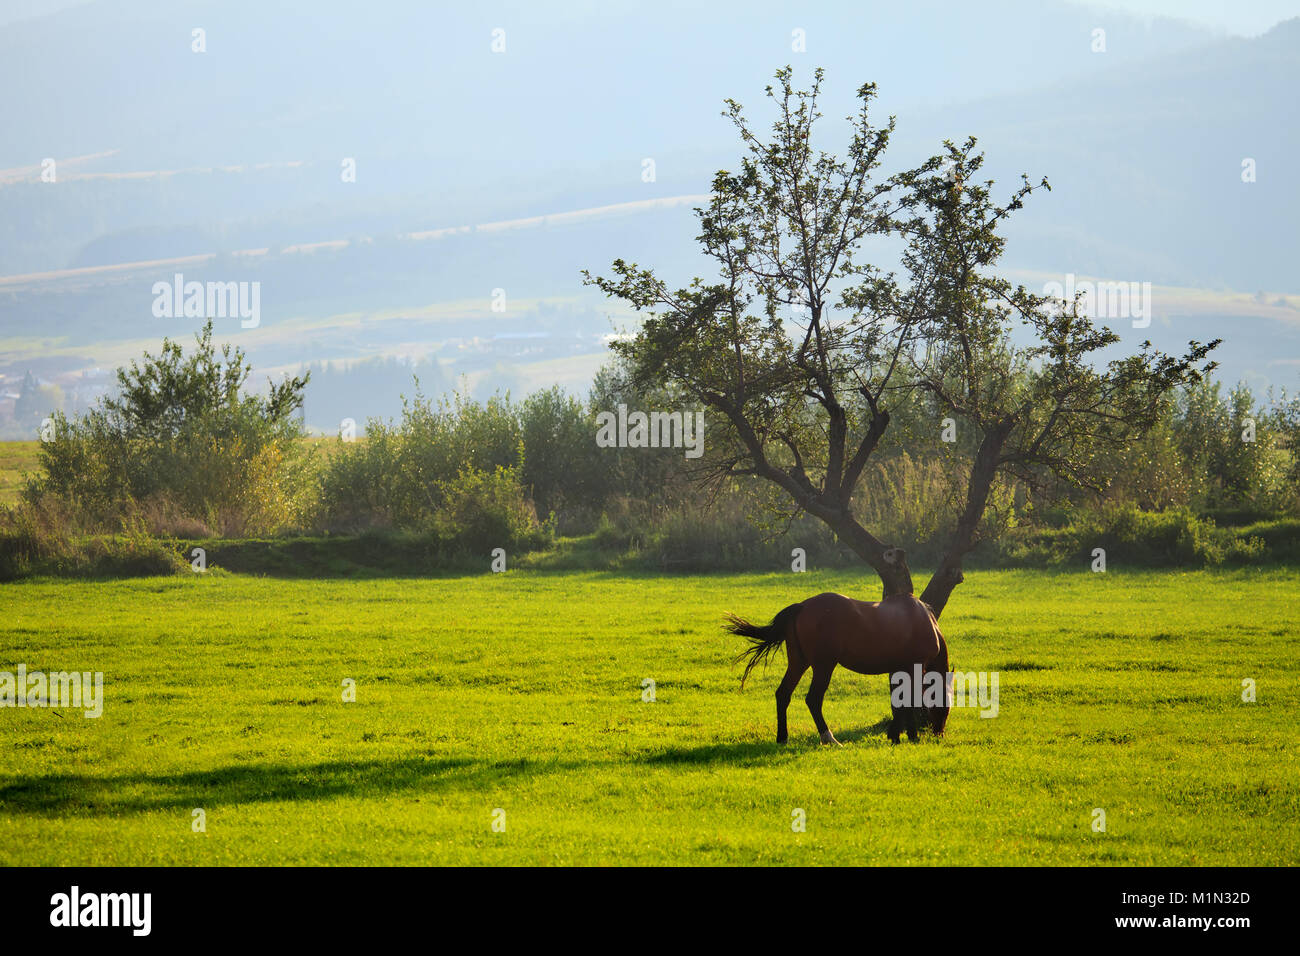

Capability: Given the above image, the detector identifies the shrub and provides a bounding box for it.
[0,499,76,580]
[1011,505,1269,568]
[0,501,186,580]
[431,466,552,554]
[314,391,525,533]
[81,521,188,577]
[592,498,845,571]
[25,321,312,537]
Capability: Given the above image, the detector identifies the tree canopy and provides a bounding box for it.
[585,67,1218,615]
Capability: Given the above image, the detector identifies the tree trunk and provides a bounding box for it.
[917,422,1011,619]
[878,550,914,599]
[828,514,915,599]
[919,557,964,618]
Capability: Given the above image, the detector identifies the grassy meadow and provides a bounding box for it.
[1,566,1296,865]
[0,440,37,507]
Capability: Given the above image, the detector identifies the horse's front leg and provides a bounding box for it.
[805,664,840,745]
[905,704,920,743]
[888,700,903,744]
[887,669,921,743]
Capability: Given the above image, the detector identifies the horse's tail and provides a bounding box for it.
[724,603,801,690]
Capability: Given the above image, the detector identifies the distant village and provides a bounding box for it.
[0,367,115,440]
[0,326,607,439]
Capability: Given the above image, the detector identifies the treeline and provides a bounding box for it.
[2,324,1299,578]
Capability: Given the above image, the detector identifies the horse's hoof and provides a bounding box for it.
[776,737,788,745]
[819,731,841,746]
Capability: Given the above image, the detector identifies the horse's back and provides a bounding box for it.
[795,591,940,674]
[800,591,873,613]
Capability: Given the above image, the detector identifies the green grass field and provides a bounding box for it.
[1,567,1296,865]
[0,440,38,506]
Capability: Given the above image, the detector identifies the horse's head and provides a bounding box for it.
[923,625,951,736]
[924,679,951,735]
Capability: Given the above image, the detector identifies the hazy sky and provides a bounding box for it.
[1075,0,1300,34]
[3,0,1300,35]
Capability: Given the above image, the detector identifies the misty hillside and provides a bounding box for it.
[0,1,1297,434]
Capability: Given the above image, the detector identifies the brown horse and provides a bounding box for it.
[725,591,950,745]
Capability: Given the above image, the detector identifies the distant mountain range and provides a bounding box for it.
[0,1,1296,434]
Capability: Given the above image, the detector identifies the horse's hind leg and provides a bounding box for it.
[805,664,840,746]
[774,645,808,745]
[905,703,920,743]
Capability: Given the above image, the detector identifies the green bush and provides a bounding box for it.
[1233,518,1300,562]
[585,498,846,571]
[987,505,1268,569]
[26,321,312,536]
[518,386,609,526]
[80,525,188,577]
[314,391,525,532]
[592,511,639,552]
[431,465,552,554]
[0,502,186,580]
[0,499,76,579]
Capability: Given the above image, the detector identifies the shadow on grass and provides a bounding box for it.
[0,754,585,817]
[834,715,895,743]
[638,741,796,767]
[638,715,898,765]
[1,720,919,817]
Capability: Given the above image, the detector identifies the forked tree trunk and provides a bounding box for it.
[807,425,1008,619]
[828,514,915,599]
[912,423,1010,619]
[919,558,965,618]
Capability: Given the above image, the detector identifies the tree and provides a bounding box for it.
[13,370,45,429]
[30,320,311,533]
[584,67,1217,617]
[1173,380,1286,513]
[99,319,308,445]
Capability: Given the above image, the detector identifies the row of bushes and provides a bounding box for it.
[0,503,187,580]
[7,497,1298,581]
[6,326,563,570]
[598,502,1290,572]
[4,323,1300,579]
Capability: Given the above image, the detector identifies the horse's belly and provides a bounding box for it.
[837,648,900,676]
[839,631,935,675]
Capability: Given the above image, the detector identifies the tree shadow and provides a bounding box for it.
[1,720,914,817]
[0,754,585,817]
